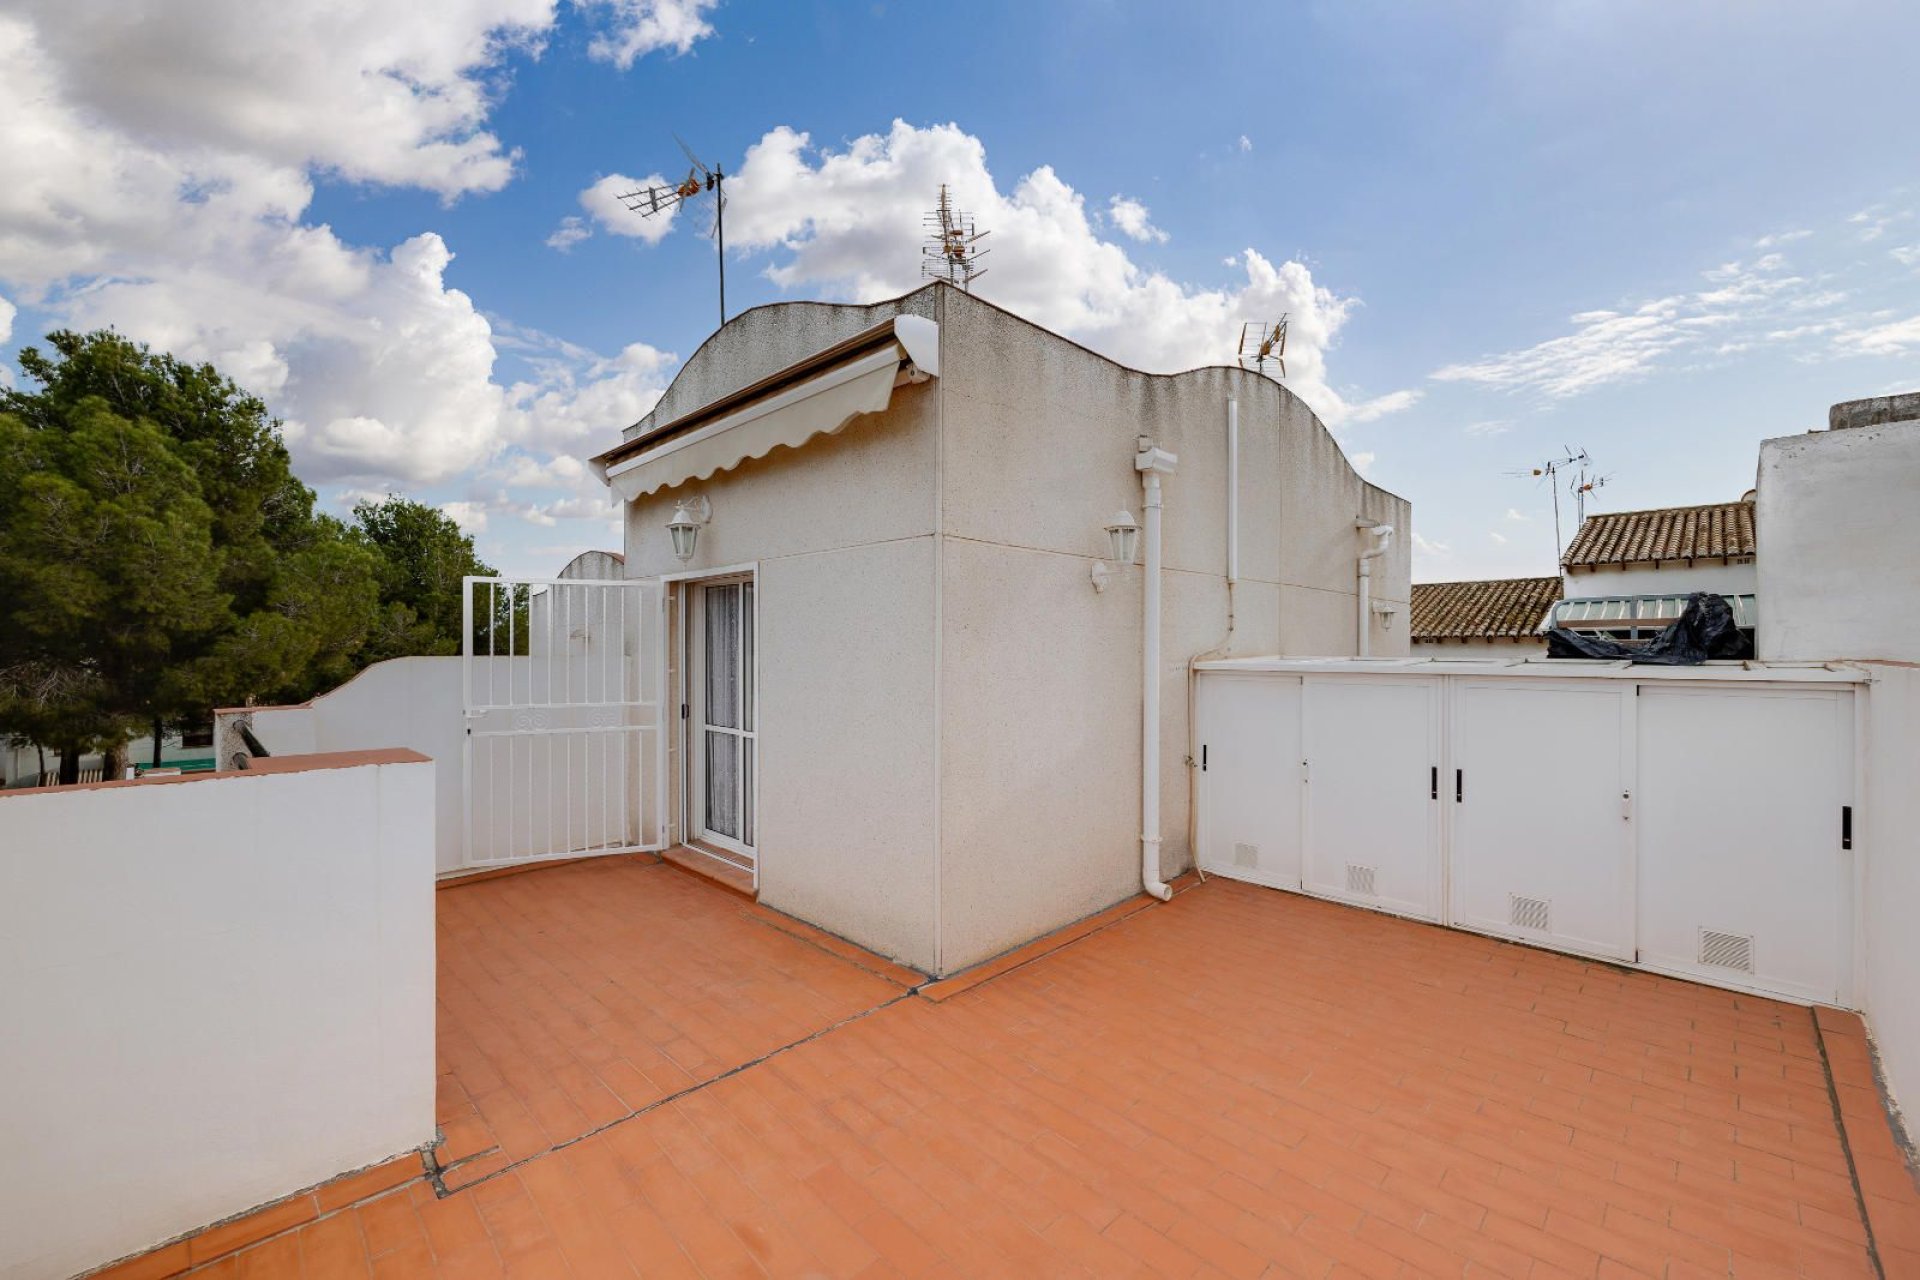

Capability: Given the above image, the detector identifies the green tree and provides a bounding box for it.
[3,330,316,618]
[350,496,498,660]
[0,331,387,773]
[0,404,230,781]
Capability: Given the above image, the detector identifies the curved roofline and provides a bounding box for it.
[629,281,1407,505]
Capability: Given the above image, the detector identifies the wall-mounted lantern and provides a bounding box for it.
[1091,510,1139,592]
[667,495,711,562]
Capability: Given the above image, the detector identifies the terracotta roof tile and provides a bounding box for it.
[1561,500,1756,569]
[1411,577,1561,641]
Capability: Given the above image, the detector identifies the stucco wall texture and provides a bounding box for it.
[1758,419,1920,663]
[620,284,1410,974]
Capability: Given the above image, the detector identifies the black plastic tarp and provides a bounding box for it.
[1545,591,1755,665]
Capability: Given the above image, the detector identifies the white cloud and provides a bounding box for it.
[546,216,591,252]
[440,500,491,534]
[579,172,681,243]
[3,2,547,199]
[1349,451,1375,476]
[1431,253,1836,398]
[1463,419,1510,437]
[1849,205,1910,243]
[0,2,706,493]
[1343,388,1423,423]
[1413,532,1450,557]
[719,120,1414,428]
[1836,314,1920,356]
[1237,135,1253,153]
[1892,245,1920,267]
[1108,196,1168,244]
[579,0,718,68]
[0,292,13,346]
[1504,508,1531,522]
[1489,530,1508,545]
[1755,229,1811,249]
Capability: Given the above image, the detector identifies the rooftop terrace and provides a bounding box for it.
[94,855,1920,1279]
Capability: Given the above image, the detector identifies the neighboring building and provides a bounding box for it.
[1409,576,1558,657]
[1759,392,1920,662]
[1550,497,1759,644]
[589,281,1410,974]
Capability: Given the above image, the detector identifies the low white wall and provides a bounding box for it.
[1862,663,1920,1145]
[0,752,437,1280]
[220,657,515,874]
[1412,639,1547,659]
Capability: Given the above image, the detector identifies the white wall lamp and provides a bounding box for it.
[1091,510,1140,592]
[667,495,711,562]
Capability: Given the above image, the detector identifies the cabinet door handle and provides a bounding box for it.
[1455,769,1463,803]
[1430,766,1438,800]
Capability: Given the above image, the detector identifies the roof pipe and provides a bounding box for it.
[1356,521,1394,658]
[1138,439,1179,902]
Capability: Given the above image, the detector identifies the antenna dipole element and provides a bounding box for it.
[922,184,989,289]
[1237,318,1288,378]
[617,139,729,328]
[1508,446,1606,567]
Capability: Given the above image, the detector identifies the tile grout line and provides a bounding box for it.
[435,989,921,1197]
[1811,1007,1887,1280]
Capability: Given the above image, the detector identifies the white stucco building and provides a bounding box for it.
[588,282,1410,974]
[1758,392,1920,662]
[1547,498,1759,642]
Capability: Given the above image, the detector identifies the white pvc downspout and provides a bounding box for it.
[1356,521,1395,657]
[1137,440,1179,901]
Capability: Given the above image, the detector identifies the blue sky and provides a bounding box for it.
[3,0,1917,579]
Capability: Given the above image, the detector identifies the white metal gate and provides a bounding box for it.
[461,575,666,867]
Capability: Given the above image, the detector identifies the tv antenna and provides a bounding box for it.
[1237,318,1288,377]
[922,185,988,289]
[619,135,729,328]
[1507,446,1608,566]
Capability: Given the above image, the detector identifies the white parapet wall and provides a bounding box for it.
[216,654,648,876]
[217,656,486,875]
[1862,663,1920,1140]
[0,750,437,1280]
[1758,417,1920,662]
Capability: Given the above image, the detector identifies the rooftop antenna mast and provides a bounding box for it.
[618,136,729,328]
[1507,446,1596,566]
[1237,318,1288,378]
[922,184,988,289]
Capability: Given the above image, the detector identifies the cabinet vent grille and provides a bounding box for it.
[1233,842,1259,868]
[1346,864,1377,896]
[1509,894,1551,932]
[1699,929,1755,973]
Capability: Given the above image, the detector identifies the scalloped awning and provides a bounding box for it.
[590,316,939,503]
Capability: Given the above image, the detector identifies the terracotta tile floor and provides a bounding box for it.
[432,857,914,1186]
[182,864,1920,1278]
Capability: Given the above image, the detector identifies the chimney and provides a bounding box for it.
[1828,391,1920,431]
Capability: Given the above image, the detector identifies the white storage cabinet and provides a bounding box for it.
[1193,659,1862,1006]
